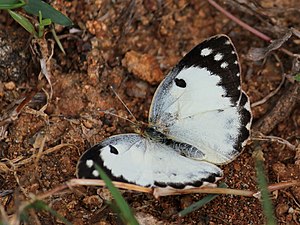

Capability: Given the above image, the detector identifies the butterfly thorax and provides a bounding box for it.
[143,126,205,159]
[144,126,168,142]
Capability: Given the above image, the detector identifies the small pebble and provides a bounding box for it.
[4,81,16,90]
[83,195,103,208]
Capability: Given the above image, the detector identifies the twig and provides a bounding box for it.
[207,0,296,58]
[207,0,271,41]
[31,178,300,200]
[252,132,296,151]
[251,53,285,108]
[0,204,9,224]
[0,144,77,173]
[253,83,300,134]
[253,180,300,198]
[251,72,285,107]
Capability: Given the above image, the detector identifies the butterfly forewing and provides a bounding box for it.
[149,35,252,164]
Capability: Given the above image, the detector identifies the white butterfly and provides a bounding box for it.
[76,35,252,189]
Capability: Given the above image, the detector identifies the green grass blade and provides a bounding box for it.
[51,26,66,54]
[7,9,37,36]
[179,183,228,217]
[0,221,9,225]
[295,73,300,82]
[94,164,139,225]
[37,10,52,38]
[23,0,73,26]
[255,152,277,225]
[0,0,26,9]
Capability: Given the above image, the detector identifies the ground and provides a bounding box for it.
[0,0,300,224]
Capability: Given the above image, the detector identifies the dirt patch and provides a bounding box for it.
[1,1,300,224]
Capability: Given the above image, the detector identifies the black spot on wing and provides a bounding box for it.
[175,78,186,88]
[109,145,119,155]
[176,35,241,105]
[76,144,129,184]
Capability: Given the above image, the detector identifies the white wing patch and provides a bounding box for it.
[150,67,242,163]
[214,53,223,61]
[200,48,213,56]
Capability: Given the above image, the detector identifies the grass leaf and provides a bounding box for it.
[8,9,37,36]
[23,0,73,26]
[0,0,26,9]
[255,150,277,225]
[51,26,66,54]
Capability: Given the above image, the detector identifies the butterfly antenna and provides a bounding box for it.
[109,86,138,123]
[99,110,138,126]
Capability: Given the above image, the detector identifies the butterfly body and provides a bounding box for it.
[77,35,252,189]
[144,126,205,159]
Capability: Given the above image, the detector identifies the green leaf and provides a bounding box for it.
[94,164,140,225]
[179,183,228,217]
[51,26,66,54]
[294,73,300,82]
[8,9,37,36]
[0,0,26,9]
[37,10,52,38]
[41,18,52,26]
[23,0,73,26]
[0,0,19,3]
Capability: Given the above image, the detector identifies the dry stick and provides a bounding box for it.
[29,179,300,200]
[0,38,52,129]
[251,74,285,108]
[207,0,271,42]
[0,204,9,224]
[207,0,295,57]
[251,54,286,108]
[0,79,47,128]
[152,186,254,198]
[253,83,300,134]
[34,132,47,170]
[1,144,77,169]
[252,132,296,151]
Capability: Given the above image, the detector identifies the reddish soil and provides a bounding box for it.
[0,1,299,224]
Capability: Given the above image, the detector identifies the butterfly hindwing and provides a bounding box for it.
[76,134,223,188]
[149,35,252,164]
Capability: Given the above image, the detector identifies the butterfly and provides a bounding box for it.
[76,35,252,189]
